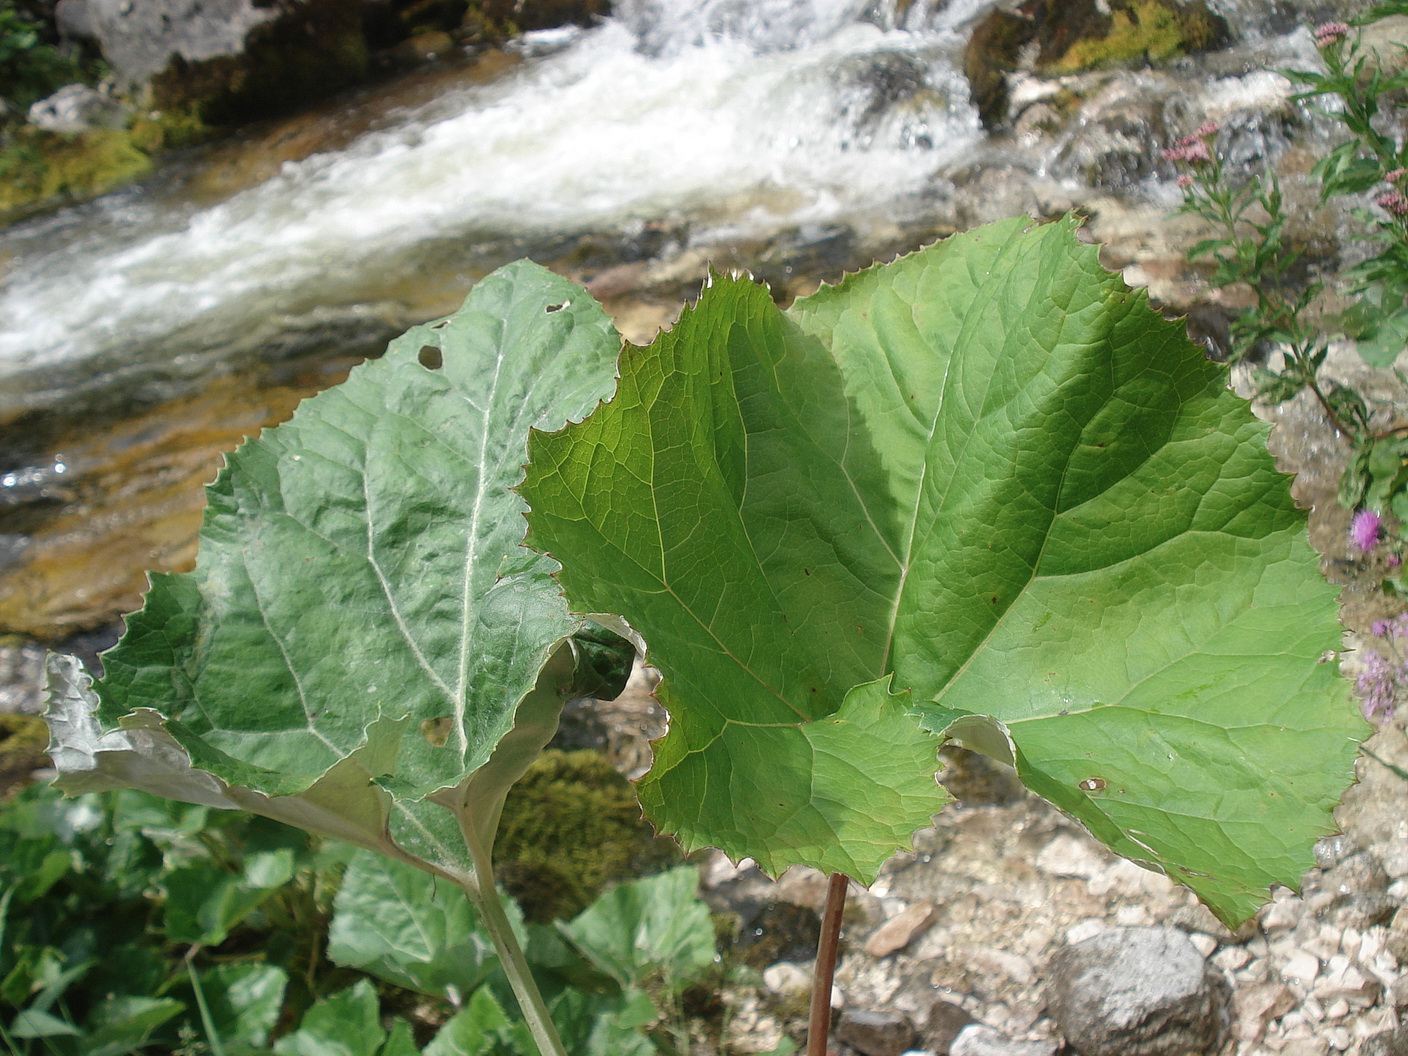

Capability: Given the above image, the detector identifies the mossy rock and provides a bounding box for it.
[149,0,369,125]
[495,748,680,922]
[0,713,50,799]
[0,126,152,218]
[1041,0,1228,74]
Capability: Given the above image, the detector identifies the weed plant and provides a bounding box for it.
[1164,5,1408,721]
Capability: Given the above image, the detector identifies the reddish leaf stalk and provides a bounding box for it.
[807,871,849,1056]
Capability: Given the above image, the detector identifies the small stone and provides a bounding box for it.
[762,962,811,995]
[1046,926,1229,1056]
[1280,1040,1330,1056]
[1186,933,1218,957]
[1065,919,1106,945]
[1213,946,1250,971]
[865,902,937,958]
[1315,834,1355,869]
[1113,903,1151,927]
[1234,982,1297,1038]
[1036,834,1104,878]
[836,1008,918,1056]
[1261,897,1302,931]
[923,999,975,1054]
[1386,906,1408,963]
[950,1025,1058,1056]
[1280,951,1321,985]
[967,948,1035,986]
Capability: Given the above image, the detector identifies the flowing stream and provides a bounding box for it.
[0,0,995,424]
[0,0,1337,636]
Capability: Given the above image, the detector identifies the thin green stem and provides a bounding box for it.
[184,949,227,1056]
[458,824,569,1056]
[806,872,849,1056]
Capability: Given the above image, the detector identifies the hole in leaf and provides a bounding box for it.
[418,345,443,370]
[1078,777,1106,792]
[545,302,568,313]
[421,717,453,747]
[429,320,448,330]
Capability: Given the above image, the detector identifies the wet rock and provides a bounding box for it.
[733,900,824,969]
[950,1025,1058,1056]
[27,85,130,133]
[836,1008,918,1056]
[962,5,1036,131]
[923,998,976,1054]
[1038,0,1228,74]
[1046,925,1230,1056]
[480,0,610,35]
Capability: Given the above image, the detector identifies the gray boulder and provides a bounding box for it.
[84,0,280,87]
[1045,925,1230,1056]
[80,0,371,123]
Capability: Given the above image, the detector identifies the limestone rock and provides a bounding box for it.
[950,1025,1058,1056]
[85,0,281,87]
[27,85,130,133]
[1045,925,1230,1056]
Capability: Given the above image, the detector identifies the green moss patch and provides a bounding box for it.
[0,713,49,800]
[0,127,152,217]
[1045,0,1227,74]
[495,749,681,922]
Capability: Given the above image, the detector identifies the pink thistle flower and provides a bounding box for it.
[1195,120,1220,138]
[1314,20,1350,47]
[1387,168,1408,184]
[1391,551,1404,568]
[1373,618,1392,637]
[1176,172,1194,188]
[1351,508,1382,552]
[1376,190,1408,216]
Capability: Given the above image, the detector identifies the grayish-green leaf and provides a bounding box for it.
[44,262,624,882]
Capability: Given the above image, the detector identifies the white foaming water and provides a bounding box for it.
[0,0,983,411]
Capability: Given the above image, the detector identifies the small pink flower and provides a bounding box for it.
[1391,552,1404,568]
[1387,168,1408,184]
[1373,618,1392,637]
[1163,136,1213,166]
[1314,20,1350,47]
[1355,650,1397,721]
[1195,121,1220,138]
[1376,190,1408,216]
[1176,172,1194,188]
[1351,508,1382,552]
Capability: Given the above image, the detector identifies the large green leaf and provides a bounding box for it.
[522,215,1363,918]
[45,261,626,882]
